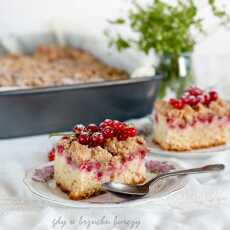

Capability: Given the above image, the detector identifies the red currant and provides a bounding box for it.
[101,127,114,138]
[94,162,101,169]
[177,99,185,109]
[57,145,64,154]
[186,86,203,96]
[127,154,135,161]
[87,123,98,133]
[207,114,214,123]
[90,132,105,146]
[191,95,201,106]
[103,119,113,126]
[209,90,218,101]
[166,117,174,124]
[179,123,186,129]
[78,132,90,145]
[96,171,103,180]
[112,120,126,133]
[126,127,137,137]
[99,119,113,129]
[202,94,210,106]
[85,162,93,172]
[117,132,129,141]
[169,98,184,109]
[181,95,190,105]
[48,148,55,161]
[73,124,85,134]
[169,98,178,108]
[66,156,72,165]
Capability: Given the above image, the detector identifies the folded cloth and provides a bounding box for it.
[0,117,230,230]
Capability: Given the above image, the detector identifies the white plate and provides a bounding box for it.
[147,137,230,159]
[23,156,187,208]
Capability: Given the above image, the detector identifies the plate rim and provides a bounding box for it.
[23,157,188,208]
[146,134,230,159]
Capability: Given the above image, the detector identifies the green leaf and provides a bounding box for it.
[108,18,126,24]
[106,0,230,54]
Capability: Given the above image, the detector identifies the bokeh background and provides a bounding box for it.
[0,0,230,95]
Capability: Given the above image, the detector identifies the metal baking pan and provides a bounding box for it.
[0,76,161,138]
[0,33,161,138]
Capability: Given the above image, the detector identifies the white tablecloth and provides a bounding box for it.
[1,135,230,230]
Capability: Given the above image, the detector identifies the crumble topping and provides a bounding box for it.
[49,119,148,164]
[57,136,145,165]
[155,86,230,121]
[155,99,230,120]
[104,136,145,156]
[63,141,112,165]
[0,45,128,88]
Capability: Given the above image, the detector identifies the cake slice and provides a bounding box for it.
[153,87,230,151]
[50,119,148,200]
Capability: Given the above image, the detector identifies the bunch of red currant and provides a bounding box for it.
[73,119,137,147]
[169,86,218,110]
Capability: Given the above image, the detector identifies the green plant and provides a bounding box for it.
[107,0,229,55]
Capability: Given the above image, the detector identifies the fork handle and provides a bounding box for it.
[146,164,225,186]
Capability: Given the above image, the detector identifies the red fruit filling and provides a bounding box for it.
[186,86,203,96]
[101,127,114,138]
[72,119,137,147]
[87,123,99,133]
[126,127,137,137]
[90,132,105,147]
[169,98,184,110]
[78,132,90,145]
[57,145,64,154]
[48,147,55,161]
[73,124,85,134]
[169,87,218,109]
[209,90,218,101]
[179,123,186,129]
[96,171,103,180]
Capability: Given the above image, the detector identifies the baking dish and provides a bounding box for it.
[0,76,161,138]
[0,33,161,138]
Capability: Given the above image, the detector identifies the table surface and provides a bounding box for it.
[1,134,230,230]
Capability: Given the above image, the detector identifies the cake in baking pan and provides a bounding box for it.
[0,45,128,88]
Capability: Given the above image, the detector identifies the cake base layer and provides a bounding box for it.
[54,154,146,200]
[154,114,228,151]
[57,182,104,200]
[154,139,226,152]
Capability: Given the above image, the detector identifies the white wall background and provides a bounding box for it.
[0,0,230,95]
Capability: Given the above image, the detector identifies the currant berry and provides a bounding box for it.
[57,145,64,154]
[169,98,184,109]
[78,132,90,145]
[73,124,85,134]
[126,127,137,137]
[186,86,203,96]
[48,148,55,161]
[87,124,98,133]
[101,127,114,138]
[209,90,218,101]
[90,132,105,146]
[117,132,129,141]
[203,94,210,106]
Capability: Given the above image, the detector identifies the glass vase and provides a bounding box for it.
[157,53,194,98]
